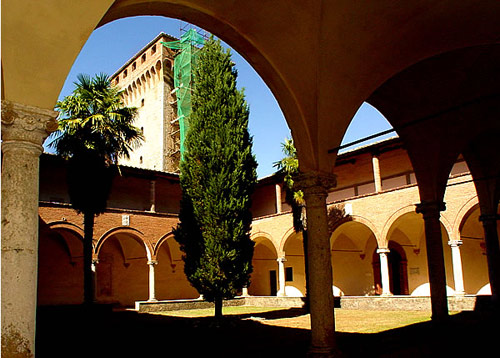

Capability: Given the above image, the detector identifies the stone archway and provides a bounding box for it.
[249,235,278,296]
[96,231,150,306]
[154,234,198,300]
[372,241,409,295]
[458,204,490,294]
[330,220,378,296]
[38,222,84,305]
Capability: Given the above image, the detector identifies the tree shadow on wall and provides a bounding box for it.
[327,203,353,235]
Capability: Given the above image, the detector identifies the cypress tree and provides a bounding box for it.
[174,37,257,320]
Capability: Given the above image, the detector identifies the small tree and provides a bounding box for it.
[174,37,257,320]
[49,73,143,305]
[273,138,309,309]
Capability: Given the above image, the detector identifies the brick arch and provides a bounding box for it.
[330,214,380,247]
[453,196,480,241]
[330,217,379,260]
[153,231,175,258]
[95,226,151,260]
[278,226,297,257]
[45,221,85,263]
[381,205,419,247]
[251,231,279,257]
[47,221,84,239]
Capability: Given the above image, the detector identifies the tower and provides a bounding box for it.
[110,33,181,173]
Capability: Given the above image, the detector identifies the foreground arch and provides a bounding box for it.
[4,2,500,356]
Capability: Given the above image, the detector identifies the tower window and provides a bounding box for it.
[285,267,293,282]
[139,156,143,164]
[141,99,145,107]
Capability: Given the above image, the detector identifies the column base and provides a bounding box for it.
[307,345,342,358]
[147,298,158,302]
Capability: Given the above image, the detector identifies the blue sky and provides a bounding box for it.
[52,16,394,178]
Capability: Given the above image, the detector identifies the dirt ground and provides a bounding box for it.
[36,305,498,358]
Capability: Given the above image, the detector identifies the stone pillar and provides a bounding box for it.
[377,248,392,296]
[149,180,156,212]
[371,153,382,193]
[295,171,338,357]
[448,240,465,296]
[479,214,500,304]
[415,201,449,321]
[1,100,57,357]
[277,257,287,296]
[147,260,158,302]
[275,182,282,213]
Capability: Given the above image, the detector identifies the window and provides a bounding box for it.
[141,53,147,63]
[123,70,128,78]
[132,62,137,71]
[151,44,157,54]
[141,98,145,107]
[115,77,119,85]
[285,267,293,282]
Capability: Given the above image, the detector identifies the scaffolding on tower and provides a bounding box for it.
[162,28,205,158]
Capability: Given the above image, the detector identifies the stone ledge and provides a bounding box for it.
[135,295,491,313]
[135,296,305,312]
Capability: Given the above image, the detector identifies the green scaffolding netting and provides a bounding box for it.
[162,29,205,157]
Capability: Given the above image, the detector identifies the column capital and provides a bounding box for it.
[147,260,158,265]
[1,100,58,148]
[293,171,337,196]
[415,201,446,218]
[448,240,463,247]
[377,248,390,254]
[277,257,287,263]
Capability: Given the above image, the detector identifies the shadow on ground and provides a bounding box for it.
[36,305,498,357]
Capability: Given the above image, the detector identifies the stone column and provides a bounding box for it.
[147,260,158,302]
[415,201,449,321]
[277,257,287,296]
[295,171,338,357]
[479,214,500,304]
[448,240,465,296]
[377,248,392,296]
[1,100,57,357]
[275,182,282,213]
[372,153,382,193]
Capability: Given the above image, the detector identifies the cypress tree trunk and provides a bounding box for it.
[83,211,95,305]
[214,296,223,321]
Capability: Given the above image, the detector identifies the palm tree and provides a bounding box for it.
[49,73,144,305]
[273,138,309,309]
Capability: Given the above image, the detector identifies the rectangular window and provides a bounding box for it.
[285,267,293,282]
